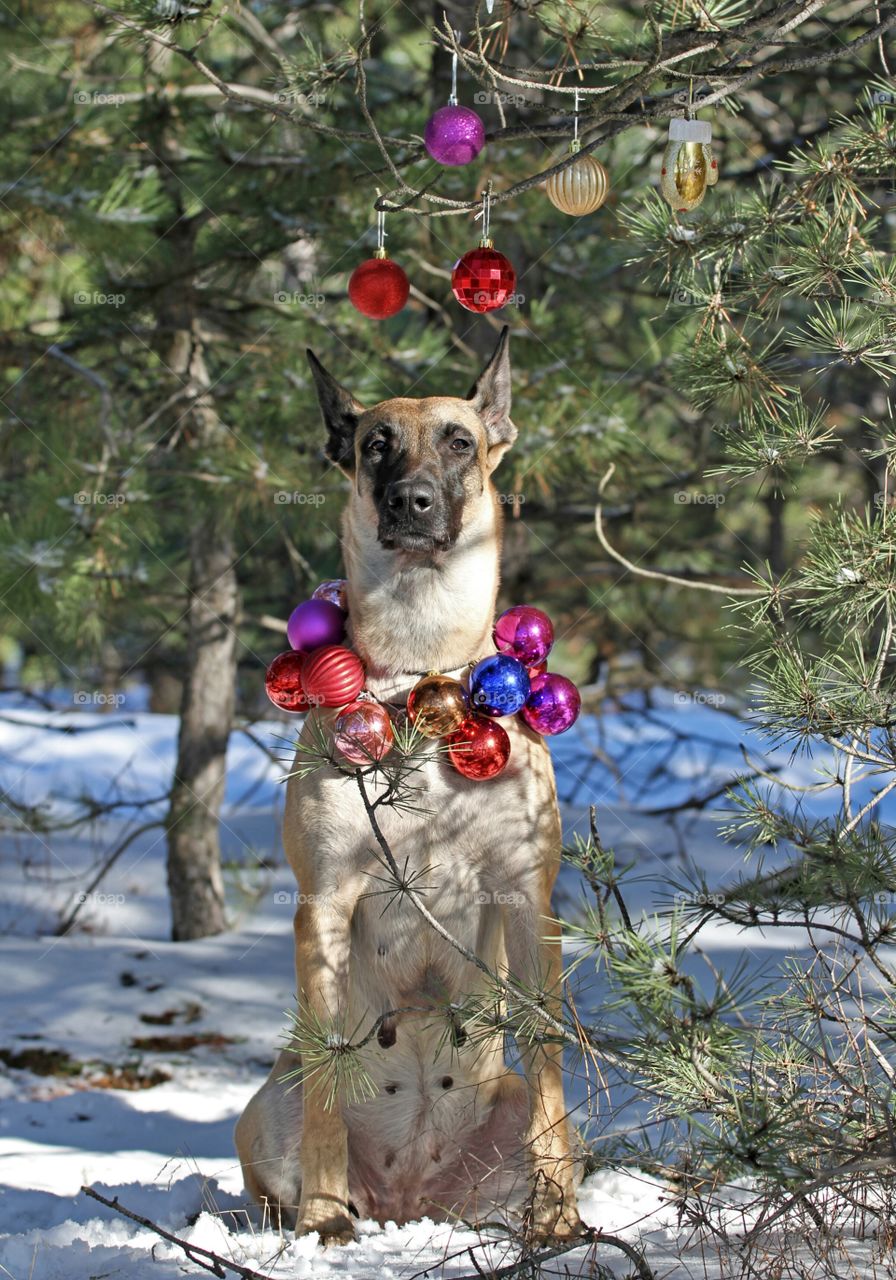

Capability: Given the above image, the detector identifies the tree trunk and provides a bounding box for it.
[165,518,238,940]
[143,78,241,941]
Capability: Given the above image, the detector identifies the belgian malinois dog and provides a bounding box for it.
[235,328,581,1246]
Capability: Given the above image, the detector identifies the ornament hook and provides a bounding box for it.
[480,186,491,246]
[374,190,387,259]
[572,86,581,154]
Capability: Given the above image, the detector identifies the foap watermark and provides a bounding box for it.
[472,290,525,309]
[673,88,713,106]
[74,690,125,708]
[274,290,325,307]
[74,491,128,506]
[674,890,725,907]
[473,90,529,108]
[496,493,526,507]
[276,91,328,107]
[673,690,727,708]
[74,90,126,107]
[669,287,703,306]
[473,890,526,907]
[74,290,125,308]
[274,890,330,906]
[674,490,725,506]
[274,491,326,506]
[76,891,126,906]
[870,88,895,105]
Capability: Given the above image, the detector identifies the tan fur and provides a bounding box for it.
[235,336,581,1246]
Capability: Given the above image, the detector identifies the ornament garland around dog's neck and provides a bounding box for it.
[264,580,581,781]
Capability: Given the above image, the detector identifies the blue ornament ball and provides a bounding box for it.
[469,654,530,718]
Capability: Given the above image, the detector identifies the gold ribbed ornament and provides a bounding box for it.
[545,143,610,216]
[704,143,719,186]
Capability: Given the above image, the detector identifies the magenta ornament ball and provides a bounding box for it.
[494,605,555,667]
[520,672,581,736]
[286,598,345,652]
[424,105,485,166]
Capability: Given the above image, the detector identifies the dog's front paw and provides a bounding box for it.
[295,1196,355,1247]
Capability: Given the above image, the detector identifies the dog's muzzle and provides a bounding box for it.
[377,475,452,552]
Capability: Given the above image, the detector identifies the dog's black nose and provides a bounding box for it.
[385,478,435,516]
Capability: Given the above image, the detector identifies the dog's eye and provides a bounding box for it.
[365,438,388,455]
[450,436,472,452]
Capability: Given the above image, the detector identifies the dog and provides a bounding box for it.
[235,328,581,1246]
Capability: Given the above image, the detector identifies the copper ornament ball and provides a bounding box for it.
[407,674,470,738]
[545,153,610,216]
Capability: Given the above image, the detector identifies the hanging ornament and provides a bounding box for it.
[493,605,554,668]
[265,651,310,713]
[520,672,581,736]
[545,90,610,217]
[312,578,349,611]
[302,645,366,708]
[424,40,485,165]
[349,207,410,320]
[287,598,345,652]
[407,673,470,738]
[452,190,516,314]
[446,714,511,780]
[469,653,530,717]
[660,116,713,213]
[334,698,394,764]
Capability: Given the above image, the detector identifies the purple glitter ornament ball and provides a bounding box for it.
[424,105,485,166]
[520,672,581,736]
[286,598,345,652]
[312,579,348,612]
[493,605,554,667]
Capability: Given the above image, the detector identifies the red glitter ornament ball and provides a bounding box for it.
[445,714,511,780]
[451,246,516,314]
[348,255,410,320]
[302,645,366,708]
[265,651,310,713]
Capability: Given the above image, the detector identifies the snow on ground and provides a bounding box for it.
[0,692,887,1278]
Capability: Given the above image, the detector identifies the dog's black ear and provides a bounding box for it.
[467,326,517,461]
[307,350,365,470]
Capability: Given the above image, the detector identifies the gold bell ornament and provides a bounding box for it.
[544,89,610,217]
[660,117,715,213]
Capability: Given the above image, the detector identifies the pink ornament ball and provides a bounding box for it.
[265,651,310,713]
[520,672,581,736]
[334,699,394,765]
[287,598,345,652]
[424,105,485,166]
[494,605,554,667]
[312,579,348,612]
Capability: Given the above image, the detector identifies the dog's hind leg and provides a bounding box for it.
[234,1049,303,1230]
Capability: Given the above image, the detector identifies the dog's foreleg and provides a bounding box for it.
[502,889,581,1243]
[292,893,357,1246]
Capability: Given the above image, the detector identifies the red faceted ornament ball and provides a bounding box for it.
[265,650,310,713]
[451,246,516,314]
[302,645,366,708]
[445,714,511,780]
[348,256,410,320]
[334,699,394,765]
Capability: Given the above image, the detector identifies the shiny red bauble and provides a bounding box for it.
[302,645,366,708]
[334,699,394,765]
[264,650,310,713]
[445,715,511,780]
[451,246,516,313]
[348,256,410,320]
